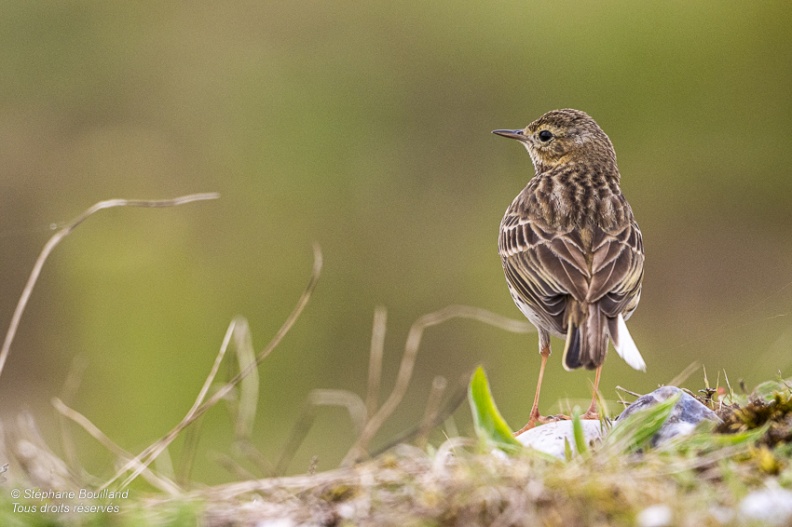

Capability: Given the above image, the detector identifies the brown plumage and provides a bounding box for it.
[493,109,645,430]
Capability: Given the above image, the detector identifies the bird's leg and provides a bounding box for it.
[529,350,549,422]
[514,345,550,435]
[583,365,603,420]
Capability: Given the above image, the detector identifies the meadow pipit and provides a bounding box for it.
[493,109,645,432]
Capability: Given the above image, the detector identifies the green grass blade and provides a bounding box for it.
[571,407,589,456]
[673,422,770,451]
[468,366,521,452]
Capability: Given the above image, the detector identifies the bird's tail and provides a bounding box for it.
[607,313,646,371]
[562,304,646,372]
[562,303,608,371]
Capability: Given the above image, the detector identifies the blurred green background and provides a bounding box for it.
[1,2,791,483]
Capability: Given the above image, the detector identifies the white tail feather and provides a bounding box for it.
[612,314,646,371]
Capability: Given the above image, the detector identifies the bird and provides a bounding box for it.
[493,109,645,433]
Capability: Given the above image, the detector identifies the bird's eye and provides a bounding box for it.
[538,130,554,142]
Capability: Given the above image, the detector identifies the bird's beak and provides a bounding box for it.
[492,129,526,141]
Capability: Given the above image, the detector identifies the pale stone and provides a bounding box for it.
[515,420,603,458]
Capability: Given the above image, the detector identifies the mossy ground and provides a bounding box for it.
[2,378,791,527]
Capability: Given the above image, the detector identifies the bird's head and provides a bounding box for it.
[493,109,617,174]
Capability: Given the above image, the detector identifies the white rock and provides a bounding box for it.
[255,520,296,527]
[515,420,603,459]
[636,504,673,527]
[739,487,792,526]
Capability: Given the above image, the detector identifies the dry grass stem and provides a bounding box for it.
[56,355,89,475]
[174,319,243,484]
[416,376,448,448]
[723,370,735,402]
[366,306,388,419]
[231,317,258,441]
[191,317,239,418]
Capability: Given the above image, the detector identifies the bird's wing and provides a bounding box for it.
[588,219,644,317]
[499,211,644,328]
[499,211,588,334]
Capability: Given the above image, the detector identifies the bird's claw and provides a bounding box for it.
[514,413,572,435]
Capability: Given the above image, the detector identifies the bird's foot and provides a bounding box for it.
[581,409,600,421]
[513,414,572,435]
